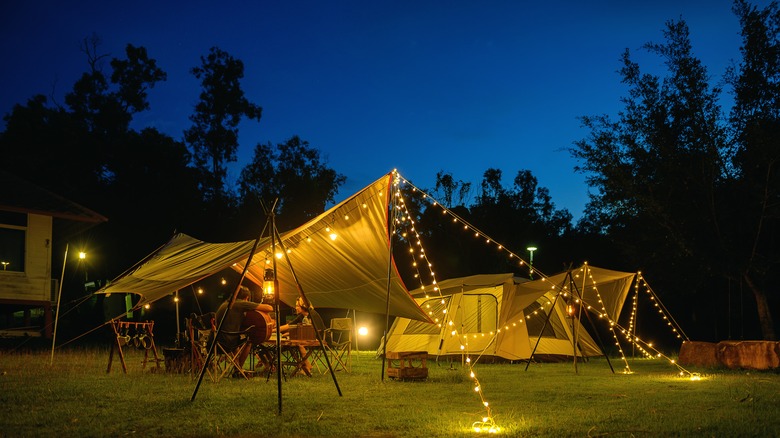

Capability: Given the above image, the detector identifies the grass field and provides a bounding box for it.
[1,346,779,437]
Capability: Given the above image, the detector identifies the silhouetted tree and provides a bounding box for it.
[237,136,346,233]
[184,47,262,210]
[0,38,201,277]
[572,12,777,340]
[723,0,780,340]
[401,168,573,280]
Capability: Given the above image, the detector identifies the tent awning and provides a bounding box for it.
[96,172,430,322]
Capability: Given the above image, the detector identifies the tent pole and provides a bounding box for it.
[569,270,615,374]
[174,289,180,347]
[381,174,398,382]
[573,270,582,373]
[190,221,268,402]
[350,309,359,354]
[50,243,68,366]
[524,271,570,371]
[267,203,284,413]
[273,223,342,396]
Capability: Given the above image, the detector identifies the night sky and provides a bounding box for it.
[0,0,766,218]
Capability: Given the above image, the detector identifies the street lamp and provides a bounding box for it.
[78,251,88,284]
[526,246,537,279]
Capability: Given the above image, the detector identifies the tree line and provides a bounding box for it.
[1,0,776,341]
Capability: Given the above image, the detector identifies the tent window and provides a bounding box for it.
[458,293,498,334]
[405,297,450,334]
[524,299,568,340]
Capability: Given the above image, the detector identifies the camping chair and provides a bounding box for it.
[211,323,255,381]
[308,311,352,373]
[307,309,330,373]
[189,312,254,382]
[325,317,353,372]
[187,312,215,378]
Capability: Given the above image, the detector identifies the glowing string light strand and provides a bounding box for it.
[396,175,543,279]
[394,174,498,432]
[576,266,694,376]
[457,331,500,434]
[580,264,633,373]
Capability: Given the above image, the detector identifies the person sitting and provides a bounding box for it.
[278,296,313,375]
[214,285,272,373]
[279,296,310,332]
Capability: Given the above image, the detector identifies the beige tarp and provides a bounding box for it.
[508,264,636,323]
[97,172,430,322]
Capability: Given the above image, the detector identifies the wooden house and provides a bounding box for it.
[0,171,107,338]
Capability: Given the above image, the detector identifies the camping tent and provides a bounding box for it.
[96,172,429,322]
[382,265,637,361]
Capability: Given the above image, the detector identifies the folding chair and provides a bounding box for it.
[325,317,353,372]
[187,312,215,378]
[212,326,254,381]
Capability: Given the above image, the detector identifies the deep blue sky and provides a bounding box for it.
[1,1,767,218]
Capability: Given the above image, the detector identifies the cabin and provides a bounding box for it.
[0,171,107,338]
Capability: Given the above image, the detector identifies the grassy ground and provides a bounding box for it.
[1,346,779,437]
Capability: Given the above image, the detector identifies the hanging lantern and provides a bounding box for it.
[263,268,275,299]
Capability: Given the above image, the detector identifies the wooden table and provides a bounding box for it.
[255,339,321,378]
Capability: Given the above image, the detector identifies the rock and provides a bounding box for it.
[678,341,720,367]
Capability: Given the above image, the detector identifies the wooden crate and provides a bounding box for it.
[386,351,428,380]
[288,324,316,340]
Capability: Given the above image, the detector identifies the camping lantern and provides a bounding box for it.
[263,268,275,299]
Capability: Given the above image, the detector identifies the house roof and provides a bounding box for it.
[0,171,107,224]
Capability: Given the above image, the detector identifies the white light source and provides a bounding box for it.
[526,246,537,279]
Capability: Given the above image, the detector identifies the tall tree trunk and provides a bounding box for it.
[743,273,776,340]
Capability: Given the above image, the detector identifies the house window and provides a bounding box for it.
[0,211,26,272]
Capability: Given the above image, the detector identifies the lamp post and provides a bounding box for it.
[526,246,537,279]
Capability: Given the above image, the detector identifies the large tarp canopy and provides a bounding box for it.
[97,172,430,322]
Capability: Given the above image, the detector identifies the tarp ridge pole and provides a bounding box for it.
[381,172,398,382]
